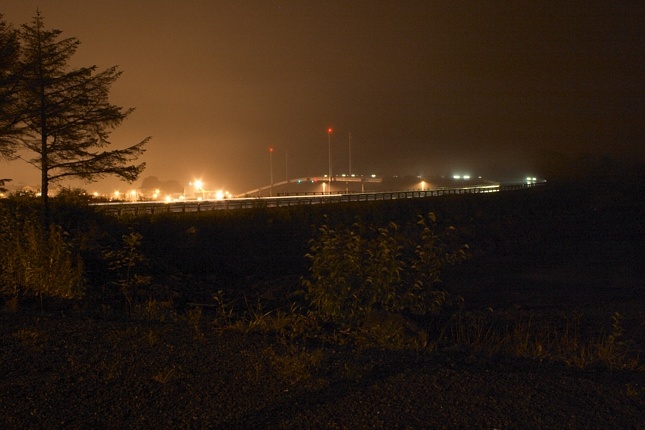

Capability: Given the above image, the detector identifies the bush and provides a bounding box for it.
[0,206,85,305]
[101,229,154,313]
[301,212,468,327]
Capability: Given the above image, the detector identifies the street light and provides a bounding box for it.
[348,132,352,176]
[269,147,274,197]
[194,179,204,200]
[327,127,332,194]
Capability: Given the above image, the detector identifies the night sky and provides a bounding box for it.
[2,1,643,194]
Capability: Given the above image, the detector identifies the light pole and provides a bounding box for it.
[348,132,352,176]
[194,179,204,200]
[327,128,332,194]
[269,147,274,197]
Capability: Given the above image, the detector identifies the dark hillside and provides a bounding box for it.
[126,179,643,313]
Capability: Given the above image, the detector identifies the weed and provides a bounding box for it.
[301,212,468,329]
[0,208,84,305]
[261,345,327,386]
[440,311,506,355]
[358,309,428,351]
[436,310,642,370]
[145,329,159,347]
[575,312,639,370]
[134,299,177,322]
[186,306,205,341]
[231,296,275,334]
[211,290,235,328]
[102,230,153,313]
[153,366,180,384]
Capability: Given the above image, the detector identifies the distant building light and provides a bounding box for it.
[371,174,376,178]
[463,175,471,180]
[453,175,461,179]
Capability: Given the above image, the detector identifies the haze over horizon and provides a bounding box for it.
[1,1,643,195]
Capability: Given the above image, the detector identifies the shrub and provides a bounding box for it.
[301,212,468,327]
[0,207,85,305]
[101,229,153,313]
[53,187,92,206]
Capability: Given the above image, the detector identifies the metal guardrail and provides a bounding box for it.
[92,183,538,217]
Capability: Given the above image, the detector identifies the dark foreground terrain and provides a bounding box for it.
[0,317,642,429]
[1,268,643,430]
[1,181,644,429]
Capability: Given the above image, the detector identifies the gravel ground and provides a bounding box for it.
[1,308,643,429]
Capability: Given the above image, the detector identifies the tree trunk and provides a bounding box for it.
[39,64,49,228]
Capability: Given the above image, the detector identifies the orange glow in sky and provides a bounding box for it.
[2,2,643,194]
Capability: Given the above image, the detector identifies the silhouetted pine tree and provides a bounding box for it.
[10,11,149,222]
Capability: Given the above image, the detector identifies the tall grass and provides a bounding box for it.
[0,206,84,307]
[436,310,641,370]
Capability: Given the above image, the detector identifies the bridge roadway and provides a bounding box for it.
[241,175,383,197]
[92,183,538,217]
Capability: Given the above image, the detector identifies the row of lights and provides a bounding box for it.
[102,179,230,202]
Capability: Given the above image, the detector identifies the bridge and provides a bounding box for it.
[91,182,538,217]
[239,175,383,198]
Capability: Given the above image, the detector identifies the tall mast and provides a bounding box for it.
[327,128,332,191]
[348,132,352,176]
